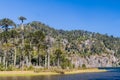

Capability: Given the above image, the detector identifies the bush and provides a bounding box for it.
[7,65,16,71]
[54,69,64,74]
[27,65,34,70]
[61,62,67,69]
[61,58,72,69]
[34,68,44,73]
[82,64,86,69]
[0,64,5,71]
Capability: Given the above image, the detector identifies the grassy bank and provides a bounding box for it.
[64,68,106,74]
[0,68,107,77]
[0,71,59,77]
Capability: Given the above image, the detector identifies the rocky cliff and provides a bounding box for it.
[70,53,119,68]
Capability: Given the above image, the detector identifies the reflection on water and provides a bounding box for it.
[0,71,120,80]
[99,67,120,72]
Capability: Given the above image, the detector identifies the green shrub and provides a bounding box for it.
[34,68,44,73]
[61,58,72,69]
[82,64,86,69]
[0,64,5,71]
[7,65,16,71]
[61,62,67,69]
[27,65,34,70]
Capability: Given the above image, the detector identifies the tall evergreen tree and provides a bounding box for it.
[0,18,15,69]
[18,16,27,70]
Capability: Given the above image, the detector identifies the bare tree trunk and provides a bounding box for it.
[47,49,50,69]
[22,23,24,71]
[0,57,1,64]
[3,51,6,66]
[5,60,8,70]
[29,41,32,66]
[38,54,41,66]
[20,54,24,71]
[28,51,31,66]
[14,47,17,67]
[57,58,60,68]
[45,55,47,68]
[25,56,29,67]
[21,59,24,71]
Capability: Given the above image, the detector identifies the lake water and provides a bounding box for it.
[0,68,120,80]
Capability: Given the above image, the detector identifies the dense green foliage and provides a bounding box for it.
[0,17,120,70]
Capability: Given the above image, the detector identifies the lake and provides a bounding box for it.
[0,68,120,80]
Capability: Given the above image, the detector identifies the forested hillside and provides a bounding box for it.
[0,17,120,71]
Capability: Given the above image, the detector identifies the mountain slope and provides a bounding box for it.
[0,20,120,68]
[24,21,120,67]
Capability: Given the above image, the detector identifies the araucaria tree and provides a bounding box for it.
[18,16,27,70]
[0,18,16,43]
[0,18,16,69]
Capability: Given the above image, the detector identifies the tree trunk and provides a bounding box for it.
[57,57,60,68]
[5,60,8,70]
[25,56,29,67]
[21,23,24,71]
[45,55,47,68]
[28,51,31,66]
[3,51,6,66]
[38,54,41,66]
[29,41,32,66]
[47,49,50,69]
[14,47,17,67]
[20,55,24,71]
[21,59,24,71]
[0,57,1,64]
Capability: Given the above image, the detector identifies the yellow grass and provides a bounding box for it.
[0,71,59,76]
[0,68,106,77]
[64,68,106,74]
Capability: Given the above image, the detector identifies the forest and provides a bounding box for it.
[0,16,120,71]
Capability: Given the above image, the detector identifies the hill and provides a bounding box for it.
[0,18,120,70]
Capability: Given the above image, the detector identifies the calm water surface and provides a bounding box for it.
[0,69,120,80]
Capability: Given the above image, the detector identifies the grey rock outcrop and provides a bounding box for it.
[70,53,119,68]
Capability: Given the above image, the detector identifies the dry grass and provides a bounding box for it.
[64,68,106,74]
[0,68,106,77]
[0,71,59,76]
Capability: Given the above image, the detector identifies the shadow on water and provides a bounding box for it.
[89,67,120,80]
[98,67,120,72]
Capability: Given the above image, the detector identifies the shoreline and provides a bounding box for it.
[64,68,107,75]
[0,68,107,77]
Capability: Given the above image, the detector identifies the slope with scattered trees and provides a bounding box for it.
[0,17,120,71]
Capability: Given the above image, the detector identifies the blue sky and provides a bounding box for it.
[0,0,120,37]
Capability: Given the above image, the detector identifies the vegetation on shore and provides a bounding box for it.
[0,68,106,77]
[0,16,119,71]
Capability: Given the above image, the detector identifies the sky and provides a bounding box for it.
[0,0,120,37]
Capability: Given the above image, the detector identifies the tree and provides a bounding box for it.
[45,35,52,69]
[9,30,19,67]
[33,30,45,66]
[18,16,27,70]
[2,42,14,69]
[26,32,34,66]
[18,16,27,24]
[0,18,15,69]
[24,40,32,67]
[55,49,62,68]
[0,18,16,43]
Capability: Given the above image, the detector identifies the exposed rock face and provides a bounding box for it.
[70,54,119,68]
